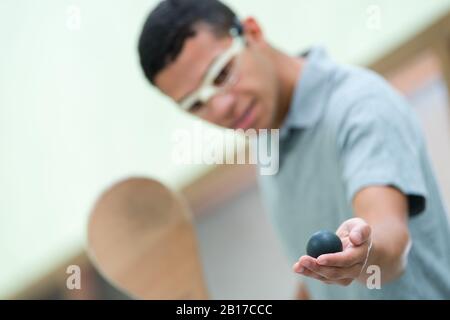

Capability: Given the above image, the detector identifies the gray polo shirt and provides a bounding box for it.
[257,46,450,299]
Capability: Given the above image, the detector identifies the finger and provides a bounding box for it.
[336,224,350,238]
[317,244,369,267]
[292,261,303,273]
[349,222,371,246]
[336,218,370,241]
[336,217,363,236]
[298,265,329,282]
[298,256,329,281]
[298,255,318,269]
[300,263,355,286]
[299,259,355,286]
[313,263,364,280]
[300,256,347,280]
[302,259,343,280]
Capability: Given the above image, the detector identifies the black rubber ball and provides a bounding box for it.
[306,230,343,258]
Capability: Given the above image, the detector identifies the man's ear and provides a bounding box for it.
[241,17,266,44]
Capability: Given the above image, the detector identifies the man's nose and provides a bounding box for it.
[209,93,236,118]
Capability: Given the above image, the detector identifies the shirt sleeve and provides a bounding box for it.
[337,96,428,217]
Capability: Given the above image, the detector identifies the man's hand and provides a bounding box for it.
[292,218,372,286]
[293,186,411,287]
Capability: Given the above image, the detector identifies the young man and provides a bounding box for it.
[138,0,450,299]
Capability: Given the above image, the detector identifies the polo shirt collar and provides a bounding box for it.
[279,46,335,139]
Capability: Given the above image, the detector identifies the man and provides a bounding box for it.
[138,0,450,299]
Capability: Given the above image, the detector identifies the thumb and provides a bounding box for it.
[349,222,371,246]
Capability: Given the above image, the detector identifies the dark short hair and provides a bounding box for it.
[138,0,240,85]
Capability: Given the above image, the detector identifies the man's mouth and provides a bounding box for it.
[232,99,257,130]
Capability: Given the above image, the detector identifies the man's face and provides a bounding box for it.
[154,20,280,130]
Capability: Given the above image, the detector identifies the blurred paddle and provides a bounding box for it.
[87,177,209,299]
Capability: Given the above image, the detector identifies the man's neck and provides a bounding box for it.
[270,49,305,129]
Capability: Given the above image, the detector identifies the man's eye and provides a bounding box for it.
[189,101,204,112]
[214,62,232,86]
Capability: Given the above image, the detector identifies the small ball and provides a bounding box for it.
[306,230,343,258]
